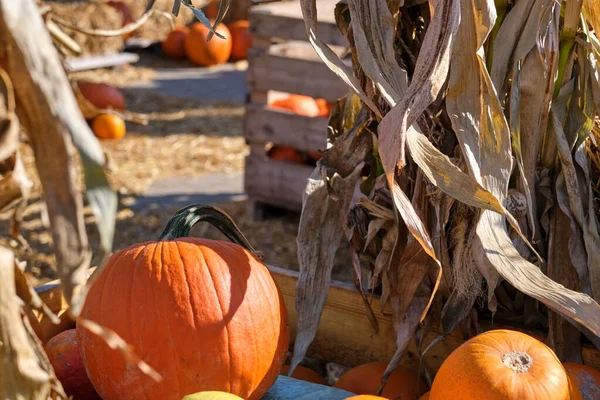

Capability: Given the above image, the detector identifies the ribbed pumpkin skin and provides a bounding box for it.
[429,330,575,400]
[334,362,427,399]
[564,363,600,400]
[77,238,290,400]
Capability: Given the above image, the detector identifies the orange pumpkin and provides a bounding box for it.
[429,329,579,400]
[308,151,323,162]
[77,205,290,400]
[345,396,388,399]
[334,362,427,399]
[204,0,219,19]
[269,94,320,117]
[419,393,429,400]
[185,22,232,66]
[228,20,252,61]
[564,363,600,400]
[92,114,126,140]
[315,98,334,117]
[45,329,101,400]
[162,26,189,58]
[77,81,126,110]
[268,146,304,164]
[280,365,327,385]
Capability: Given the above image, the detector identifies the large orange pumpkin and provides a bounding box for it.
[76,81,126,110]
[77,205,290,400]
[92,114,126,140]
[429,329,580,400]
[162,26,189,59]
[228,20,252,61]
[280,365,327,385]
[269,94,320,117]
[45,329,101,400]
[334,362,427,399]
[185,22,232,66]
[564,363,600,400]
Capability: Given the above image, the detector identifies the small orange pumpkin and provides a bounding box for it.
[228,20,252,61]
[315,98,334,117]
[430,329,579,400]
[269,94,320,117]
[77,81,126,111]
[334,362,427,399]
[92,114,126,140]
[564,363,600,400]
[162,26,189,58]
[45,329,101,399]
[185,22,232,66]
[280,365,327,385]
[267,146,304,164]
[77,205,290,400]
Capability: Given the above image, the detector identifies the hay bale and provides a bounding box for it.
[45,1,125,55]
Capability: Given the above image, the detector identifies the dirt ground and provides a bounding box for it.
[0,51,355,288]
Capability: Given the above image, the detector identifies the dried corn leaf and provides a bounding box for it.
[300,0,381,117]
[583,0,600,36]
[1,0,116,315]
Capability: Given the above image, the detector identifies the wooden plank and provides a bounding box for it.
[250,0,345,46]
[65,52,140,72]
[248,45,348,101]
[244,152,314,211]
[34,266,600,372]
[244,104,328,152]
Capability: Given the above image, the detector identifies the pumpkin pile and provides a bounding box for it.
[160,20,252,65]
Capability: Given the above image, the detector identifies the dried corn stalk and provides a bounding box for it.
[292,0,600,392]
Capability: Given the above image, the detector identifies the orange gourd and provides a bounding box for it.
[77,205,290,400]
[334,362,427,399]
[92,114,126,140]
[269,94,320,117]
[162,26,189,59]
[228,20,252,61]
[185,22,232,66]
[429,329,580,400]
[45,329,101,400]
[564,363,600,400]
[268,146,304,164]
[77,81,126,110]
[280,365,327,385]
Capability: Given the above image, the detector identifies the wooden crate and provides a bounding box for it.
[34,265,600,375]
[243,0,350,220]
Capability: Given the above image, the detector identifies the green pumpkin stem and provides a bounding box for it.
[158,204,264,260]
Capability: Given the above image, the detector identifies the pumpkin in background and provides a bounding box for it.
[204,0,219,19]
[564,363,600,400]
[419,393,429,400]
[76,81,126,110]
[429,329,580,400]
[92,114,126,140]
[334,362,427,399]
[228,20,252,61]
[345,396,388,399]
[308,151,323,162]
[269,94,320,117]
[162,26,189,58]
[185,22,232,66]
[315,98,334,117]
[268,146,304,164]
[182,392,244,400]
[106,1,135,39]
[280,365,327,385]
[77,205,290,400]
[44,329,101,400]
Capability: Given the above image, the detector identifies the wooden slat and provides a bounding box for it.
[247,42,349,101]
[244,152,314,211]
[250,0,345,46]
[34,266,600,372]
[244,104,328,151]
